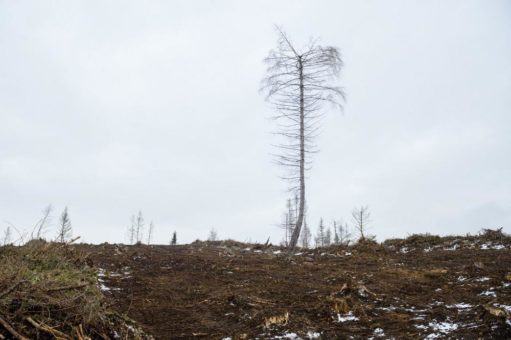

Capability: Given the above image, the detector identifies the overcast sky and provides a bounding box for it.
[1,1,510,245]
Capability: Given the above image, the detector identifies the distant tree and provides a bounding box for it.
[333,221,340,244]
[337,221,352,246]
[171,231,177,245]
[147,221,154,245]
[352,206,371,241]
[134,211,144,243]
[127,217,136,245]
[324,227,332,246]
[292,193,299,227]
[32,205,53,239]
[55,207,72,243]
[2,226,12,245]
[315,218,326,247]
[280,198,296,246]
[261,27,345,250]
[208,228,218,241]
[300,218,312,248]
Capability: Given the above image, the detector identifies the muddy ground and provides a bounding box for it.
[80,234,511,339]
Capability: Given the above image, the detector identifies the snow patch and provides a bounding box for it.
[336,311,359,322]
[306,331,321,339]
[447,303,472,310]
[475,277,490,282]
[270,333,299,339]
[496,304,511,313]
[429,321,458,333]
[481,243,506,250]
[373,328,385,337]
[480,289,497,297]
[420,320,459,338]
[100,283,110,291]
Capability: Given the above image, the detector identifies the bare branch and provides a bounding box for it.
[261,28,345,250]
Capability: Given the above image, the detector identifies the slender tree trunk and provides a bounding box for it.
[359,210,365,240]
[289,57,305,250]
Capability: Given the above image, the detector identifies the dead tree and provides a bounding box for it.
[315,218,326,247]
[334,221,339,244]
[32,205,53,240]
[134,211,144,243]
[352,206,371,241]
[207,228,218,241]
[127,211,144,244]
[325,227,332,246]
[170,231,177,245]
[280,198,296,246]
[300,218,312,248]
[2,226,12,245]
[147,221,154,245]
[55,207,72,243]
[261,27,344,249]
[127,218,136,245]
[337,220,352,246]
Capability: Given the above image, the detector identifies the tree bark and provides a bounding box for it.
[289,57,305,250]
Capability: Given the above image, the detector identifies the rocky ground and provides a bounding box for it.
[78,230,511,339]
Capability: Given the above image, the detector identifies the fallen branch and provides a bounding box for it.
[67,236,81,244]
[46,283,88,293]
[0,316,29,340]
[74,324,91,340]
[26,317,71,339]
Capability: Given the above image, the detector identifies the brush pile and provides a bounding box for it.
[0,239,152,339]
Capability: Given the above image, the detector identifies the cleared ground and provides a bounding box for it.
[81,232,511,339]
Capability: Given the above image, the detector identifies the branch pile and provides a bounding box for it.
[0,240,152,339]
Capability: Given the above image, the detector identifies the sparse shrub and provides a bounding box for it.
[480,228,509,242]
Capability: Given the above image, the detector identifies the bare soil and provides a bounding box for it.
[80,234,511,339]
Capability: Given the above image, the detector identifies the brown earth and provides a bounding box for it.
[80,233,511,339]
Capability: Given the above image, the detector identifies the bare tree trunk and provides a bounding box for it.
[261,28,344,250]
[359,210,365,240]
[289,57,305,250]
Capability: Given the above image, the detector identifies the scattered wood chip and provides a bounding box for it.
[264,312,289,328]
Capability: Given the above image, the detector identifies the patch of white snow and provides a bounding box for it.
[475,277,490,282]
[306,331,321,339]
[373,328,385,337]
[480,290,497,297]
[429,321,458,333]
[336,311,359,322]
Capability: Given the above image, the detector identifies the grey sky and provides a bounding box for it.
[1,1,510,244]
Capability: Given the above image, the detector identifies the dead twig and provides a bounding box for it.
[26,317,71,339]
[0,316,29,340]
[46,283,88,293]
[0,280,28,300]
[74,324,91,340]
